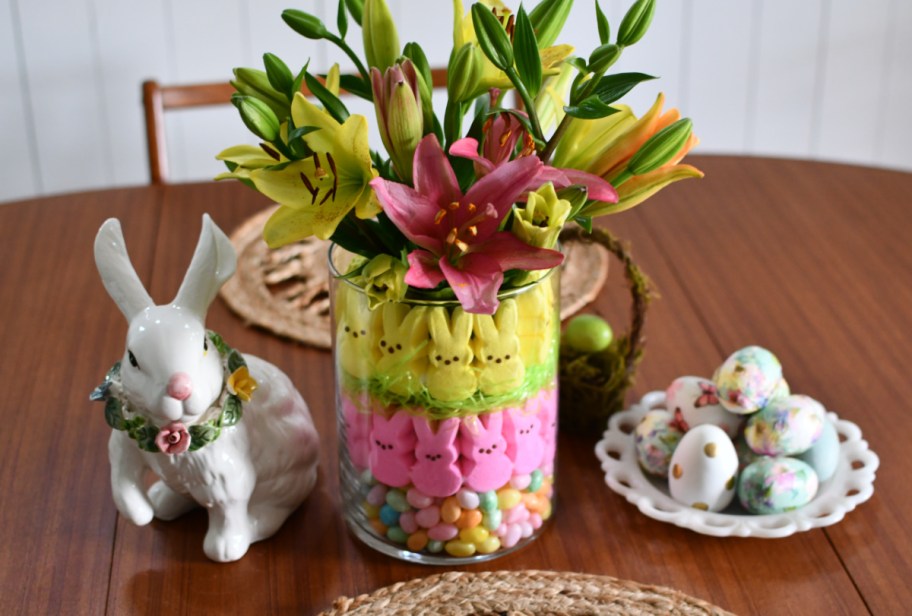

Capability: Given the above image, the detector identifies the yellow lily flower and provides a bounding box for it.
[215,144,286,174]
[451,0,573,102]
[225,93,379,246]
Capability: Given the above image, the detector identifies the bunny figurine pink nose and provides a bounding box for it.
[167,372,193,401]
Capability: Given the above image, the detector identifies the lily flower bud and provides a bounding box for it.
[231,68,288,119]
[625,118,693,177]
[528,0,574,48]
[372,60,423,182]
[281,10,331,40]
[363,0,400,71]
[447,43,481,103]
[232,95,280,142]
[617,0,655,47]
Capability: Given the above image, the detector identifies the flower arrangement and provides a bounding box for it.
[216,0,702,316]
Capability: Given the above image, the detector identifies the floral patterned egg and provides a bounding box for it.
[738,457,819,514]
[770,377,790,400]
[634,409,685,476]
[744,394,825,456]
[668,425,739,512]
[797,419,839,482]
[713,346,783,415]
[665,376,743,438]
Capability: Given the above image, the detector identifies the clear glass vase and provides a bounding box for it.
[329,245,561,564]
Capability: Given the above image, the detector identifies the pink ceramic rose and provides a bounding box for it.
[155,421,191,455]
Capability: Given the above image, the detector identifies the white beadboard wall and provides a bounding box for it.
[1,0,910,204]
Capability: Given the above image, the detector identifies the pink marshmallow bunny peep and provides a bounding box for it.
[460,412,513,492]
[503,404,545,475]
[342,392,372,471]
[410,417,462,498]
[369,409,416,487]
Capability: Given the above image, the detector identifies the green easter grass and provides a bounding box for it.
[340,357,558,419]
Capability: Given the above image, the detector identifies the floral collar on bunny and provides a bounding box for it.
[90,331,258,454]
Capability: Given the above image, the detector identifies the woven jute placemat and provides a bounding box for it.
[320,570,733,615]
[220,207,609,349]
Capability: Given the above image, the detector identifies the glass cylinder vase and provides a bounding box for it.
[329,245,560,564]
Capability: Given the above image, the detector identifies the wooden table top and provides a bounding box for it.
[1,155,909,615]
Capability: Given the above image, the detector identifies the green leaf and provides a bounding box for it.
[189,423,219,452]
[292,65,307,99]
[227,350,246,374]
[282,9,331,40]
[617,0,655,46]
[104,398,126,430]
[513,6,542,98]
[563,96,619,119]
[471,3,514,71]
[263,53,294,101]
[574,215,594,233]
[221,396,243,428]
[337,0,348,38]
[591,72,656,105]
[135,424,160,453]
[403,42,432,92]
[338,74,373,100]
[304,71,350,123]
[595,1,610,44]
[345,0,364,24]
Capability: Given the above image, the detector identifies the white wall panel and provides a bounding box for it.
[91,0,171,187]
[16,0,111,194]
[876,0,912,170]
[2,0,911,204]
[166,0,250,182]
[750,1,823,159]
[683,0,757,154]
[814,0,892,164]
[0,0,39,202]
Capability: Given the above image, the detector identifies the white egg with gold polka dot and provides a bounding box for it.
[668,425,739,512]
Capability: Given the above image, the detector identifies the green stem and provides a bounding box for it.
[327,34,371,83]
[505,67,545,147]
[538,72,603,164]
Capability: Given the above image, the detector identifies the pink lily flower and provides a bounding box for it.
[370,134,565,314]
[449,115,618,204]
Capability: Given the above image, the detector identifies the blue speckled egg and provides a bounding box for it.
[634,410,685,476]
[665,376,743,439]
[713,346,783,415]
[796,419,839,482]
[744,394,826,456]
[738,457,819,514]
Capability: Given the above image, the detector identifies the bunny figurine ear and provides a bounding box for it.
[173,214,237,317]
[94,218,154,321]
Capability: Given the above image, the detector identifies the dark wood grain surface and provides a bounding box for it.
[1,156,907,615]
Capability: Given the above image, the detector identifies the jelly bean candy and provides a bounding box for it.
[457,489,480,510]
[407,529,429,552]
[441,496,462,524]
[387,526,408,544]
[385,488,410,513]
[497,488,522,510]
[445,540,476,557]
[529,470,544,492]
[407,488,433,509]
[367,484,388,507]
[479,490,498,512]
[379,504,400,527]
[416,505,441,528]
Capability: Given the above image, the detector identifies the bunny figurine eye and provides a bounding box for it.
[128,350,141,370]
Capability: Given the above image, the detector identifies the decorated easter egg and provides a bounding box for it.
[634,410,685,476]
[733,434,763,474]
[796,419,839,482]
[738,457,819,514]
[744,395,826,456]
[563,314,613,353]
[665,376,743,439]
[668,425,738,512]
[770,378,791,400]
[713,346,783,415]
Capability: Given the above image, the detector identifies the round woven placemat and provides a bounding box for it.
[220,207,609,349]
[320,570,733,615]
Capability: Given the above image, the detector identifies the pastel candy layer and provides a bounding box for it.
[344,387,558,557]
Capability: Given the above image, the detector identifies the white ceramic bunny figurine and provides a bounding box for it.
[91,214,319,562]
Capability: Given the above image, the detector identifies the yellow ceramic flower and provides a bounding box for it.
[230,94,379,245]
[227,366,258,402]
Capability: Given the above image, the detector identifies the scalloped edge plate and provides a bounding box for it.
[595,391,879,538]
